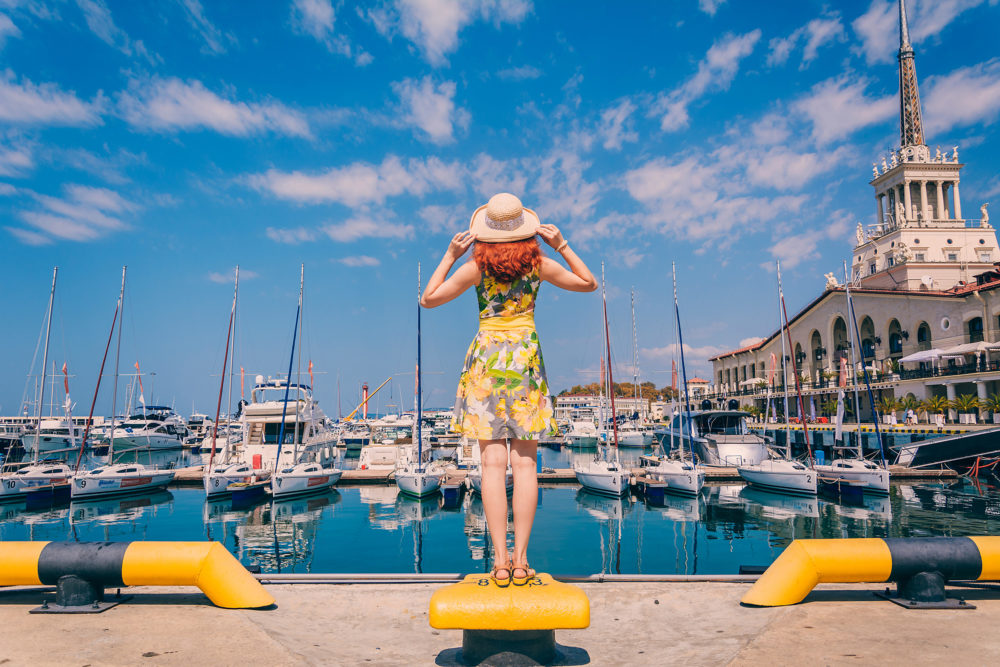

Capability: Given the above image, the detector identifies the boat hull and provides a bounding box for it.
[396,470,442,497]
[574,464,630,496]
[111,434,183,451]
[737,461,817,496]
[814,462,889,494]
[71,471,175,499]
[272,469,342,498]
[647,461,705,496]
[203,463,254,497]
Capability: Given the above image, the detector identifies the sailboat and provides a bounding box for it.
[205,267,258,497]
[575,263,631,497]
[737,261,817,497]
[0,268,78,500]
[271,265,343,499]
[645,264,705,497]
[396,264,443,498]
[612,288,647,447]
[813,261,890,494]
[72,266,177,500]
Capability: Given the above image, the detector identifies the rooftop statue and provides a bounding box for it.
[953,146,959,162]
[881,156,888,172]
[873,163,879,178]
[895,199,907,227]
[891,152,898,167]
[856,221,866,245]
[824,272,839,290]
[983,203,990,228]
[935,146,942,161]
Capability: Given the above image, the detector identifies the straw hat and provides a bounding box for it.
[469,193,540,243]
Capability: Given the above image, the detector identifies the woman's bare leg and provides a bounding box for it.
[479,439,511,566]
[509,438,538,567]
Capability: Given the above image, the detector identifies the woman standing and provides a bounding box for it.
[421,193,597,585]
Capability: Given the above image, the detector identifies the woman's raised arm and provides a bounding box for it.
[420,231,479,308]
[537,224,598,292]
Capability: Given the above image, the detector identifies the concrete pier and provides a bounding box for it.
[1,581,998,664]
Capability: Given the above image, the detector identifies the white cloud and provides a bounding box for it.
[418,203,467,234]
[532,152,601,224]
[791,75,895,144]
[0,70,103,126]
[923,59,1000,136]
[853,0,988,65]
[291,0,370,64]
[266,226,316,244]
[74,0,157,62]
[766,212,852,269]
[207,268,258,283]
[599,99,638,150]
[739,336,764,347]
[497,65,542,81]
[336,255,381,267]
[119,77,310,138]
[610,247,644,268]
[0,13,20,48]
[177,0,233,54]
[392,76,468,144]
[742,145,850,190]
[322,217,413,242]
[697,0,726,16]
[641,342,731,378]
[655,30,761,132]
[12,183,134,243]
[250,155,462,205]
[769,16,845,68]
[6,226,50,245]
[366,0,532,66]
[0,182,16,195]
[0,141,32,176]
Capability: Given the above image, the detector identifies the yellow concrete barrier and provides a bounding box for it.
[742,536,1000,607]
[0,541,273,609]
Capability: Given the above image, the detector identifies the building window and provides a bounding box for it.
[979,252,992,262]
[968,317,984,343]
[869,262,877,274]
[946,252,958,261]
[889,333,903,355]
[888,257,895,267]
[914,252,925,261]
[917,322,931,351]
[862,339,876,359]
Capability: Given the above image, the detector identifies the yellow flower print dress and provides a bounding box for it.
[451,269,556,440]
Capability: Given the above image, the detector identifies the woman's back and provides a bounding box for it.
[476,269,540,319]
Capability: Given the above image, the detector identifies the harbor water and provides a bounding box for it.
[1,441,997,576]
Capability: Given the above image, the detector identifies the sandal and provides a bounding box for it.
[491,559,512,587]
[512,561,535,586]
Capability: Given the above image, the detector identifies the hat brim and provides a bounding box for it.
[469,204,541,243]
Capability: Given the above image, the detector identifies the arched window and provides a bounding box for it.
[917,322,931,351]
[968,317,984,343]
[888,319,903,355]
[860,316,876,360]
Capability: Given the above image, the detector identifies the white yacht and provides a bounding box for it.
[20,418,85,455]
[563,421,599,448]
[645,458,705,496]
[0,462,74,500]
[203,461,255,497]
[654,410,768,466]
[272,461,342,498]
[738,458,817,496]
[71,463,174,499]
[108,406,189,451]
[338,421,373,449]
[574,457,630,496]
[814,458,889,494]
[239,376,340,473]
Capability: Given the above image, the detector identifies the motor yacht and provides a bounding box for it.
[108,406,189,451]
[563,421,599,448]
[655,410,768,466]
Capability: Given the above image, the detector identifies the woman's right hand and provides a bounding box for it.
[447,231,474,260]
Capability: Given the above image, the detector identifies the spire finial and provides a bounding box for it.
[899,0,912,50]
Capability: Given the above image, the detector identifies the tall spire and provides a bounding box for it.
[898,0,925,147]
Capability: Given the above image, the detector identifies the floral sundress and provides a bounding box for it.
[451,268,556,440]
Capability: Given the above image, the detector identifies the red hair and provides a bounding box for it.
[473,237,542,283]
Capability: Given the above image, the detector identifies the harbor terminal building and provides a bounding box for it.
[709,1,999,423]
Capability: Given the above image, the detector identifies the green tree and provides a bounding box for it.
[920,395,950,423]
[950,394,981,414]
[983,393,1000,416]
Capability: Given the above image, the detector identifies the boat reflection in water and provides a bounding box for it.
[462,493,488,562]
[70,490,173,526]
[229,491,340,573]
[360,486,405,531]
[657,491,701,523]
[739,486,820,520]
[395,492,442,574]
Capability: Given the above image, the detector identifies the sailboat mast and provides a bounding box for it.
[76,266,124,471]
[844,270,887,466]
[109,267,126,457]
[673,263,696,460]
[843,262,863,456]
[777,262,813,464]
[32,266,57,461]
[275,269,303,470]
[209,266,238,468]
[631,287,638,407]
[602,263,619,449]
[416,263,423,472]
[294,264,304,458]
[225,267,239,459]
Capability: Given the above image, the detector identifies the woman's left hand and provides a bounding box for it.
[446,231,475,260]
[537,224,565,250]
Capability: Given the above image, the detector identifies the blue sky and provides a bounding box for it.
[2,0,1000,417]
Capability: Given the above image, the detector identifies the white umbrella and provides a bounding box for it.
[739,377,767,387]
[898,348,943,364]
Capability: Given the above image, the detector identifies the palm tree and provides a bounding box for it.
[876,396,899,423]
[951,394,981,423]
[920,395,949,424]
[983,394,1000,424]
[820,398,839,417]
[898,395,920,424]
